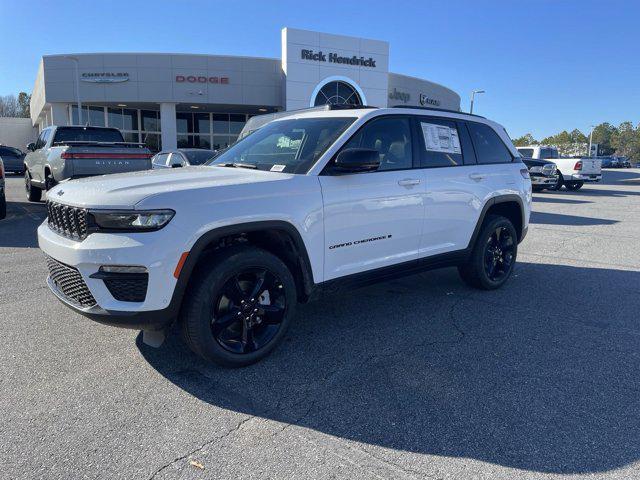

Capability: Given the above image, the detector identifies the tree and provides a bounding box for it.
[513,133,537,146]
[0,92,30,118]
[17,92,31,118]
[0,94,19,117]
[611,121,640,161]
[590,122,618,156]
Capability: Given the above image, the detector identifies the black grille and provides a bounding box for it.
[46,201,89,240]
[103,275,148,302]
[46,256,97,308]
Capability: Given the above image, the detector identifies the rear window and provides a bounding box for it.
[467,123,513,164]
[539,148,559,159]
[53,127,124,144]
[183,150,215,165]
[517,148,534,158]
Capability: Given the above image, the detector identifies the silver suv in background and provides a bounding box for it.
[151,149,216,169]
[23,126,152,201]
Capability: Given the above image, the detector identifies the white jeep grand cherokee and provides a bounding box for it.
[38,106,532,366]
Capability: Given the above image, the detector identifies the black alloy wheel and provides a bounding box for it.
[483,226,516,282]
[211,268,286,354]
[181,245,297,367]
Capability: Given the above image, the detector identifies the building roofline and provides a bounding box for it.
[41,52,280,62]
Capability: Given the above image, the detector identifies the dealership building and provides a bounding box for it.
[29,27,461,152]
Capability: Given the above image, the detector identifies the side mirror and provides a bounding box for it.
[26,143,36,152]
[334,148,380,173]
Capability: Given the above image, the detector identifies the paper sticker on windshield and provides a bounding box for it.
[421,122,461,154]
[270,164,286,172]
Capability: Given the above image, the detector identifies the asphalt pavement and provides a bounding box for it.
[1,170,639,480]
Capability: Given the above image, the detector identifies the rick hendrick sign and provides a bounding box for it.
[301,49,377,68]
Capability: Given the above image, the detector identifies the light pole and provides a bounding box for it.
[64,56,82,125]
[470,89,485,114]
[588,125,595,157]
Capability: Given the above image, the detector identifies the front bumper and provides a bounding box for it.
[530,174,558,186]
[38,221,183,330]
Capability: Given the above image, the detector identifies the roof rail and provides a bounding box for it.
[390,105,485,118]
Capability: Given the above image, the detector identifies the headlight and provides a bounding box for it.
[89,209,175,232]
[542,164,557,175]
[528,166,543,173]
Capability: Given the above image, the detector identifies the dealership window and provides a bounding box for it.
[176,112,246,151]
[314,81,362,107]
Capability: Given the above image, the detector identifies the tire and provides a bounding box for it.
[25,170,42,202]
[458,214,518,290]
[532,186,544,192]
[0,191,6,220]
[44,171,56,191]
[181,245,297,367]
[553,172,565,190]
[565,181,583,191]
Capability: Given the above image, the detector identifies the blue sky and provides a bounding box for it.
[0,0,638,139]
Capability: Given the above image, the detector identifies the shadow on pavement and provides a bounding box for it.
[138,262,640,475]
[530,211,617,226]
[532,196,592,205]
[0,200,46,248]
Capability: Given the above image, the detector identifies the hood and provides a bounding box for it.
[522,158,555,167]
[48,166,293,209]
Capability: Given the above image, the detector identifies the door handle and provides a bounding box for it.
[398,178,421,187]
[468,173,487,181]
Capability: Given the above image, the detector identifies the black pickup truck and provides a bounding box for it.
[521,157,560,191]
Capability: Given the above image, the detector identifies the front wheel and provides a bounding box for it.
[181,245,297,367]
[458,215,518,290]
[553,172,565,190]
[25,170,42,202]
[565,181,583,191]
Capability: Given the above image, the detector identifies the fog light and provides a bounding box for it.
[99,265,148,274]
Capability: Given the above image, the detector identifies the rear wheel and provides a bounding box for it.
[181,245,297,367]
[565,181,583,191]
[458,215,518,290]
[24,170,42,202]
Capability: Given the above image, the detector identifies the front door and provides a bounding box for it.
[319,116,425,281]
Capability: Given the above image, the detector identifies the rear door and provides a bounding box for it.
[319,115,425,280]
[417,117,487,255]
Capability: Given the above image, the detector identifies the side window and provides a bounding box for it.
[416,118,464,167]
[152,153,169,166]
[343,117,413,171]
[467,122,513,164]
[169,152,185,166]
[35,131,47,149]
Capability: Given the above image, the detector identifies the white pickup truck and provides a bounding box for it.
[517,146,602,191]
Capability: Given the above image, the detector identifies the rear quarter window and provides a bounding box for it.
[467,122,513,164]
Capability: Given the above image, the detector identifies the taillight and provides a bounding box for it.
[520,168,530,179]
[61,152,152,159]
[574,161,582,170]
[0,162,4,179]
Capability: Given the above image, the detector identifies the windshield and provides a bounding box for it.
[53,127,124,144]
[209,117,355,173]
[184,150,215,165]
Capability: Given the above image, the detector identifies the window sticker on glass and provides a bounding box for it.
[421,122,461,154]
[270,164,286,172]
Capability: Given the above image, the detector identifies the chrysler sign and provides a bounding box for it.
[301,49,377,68]
[81,72,129,83]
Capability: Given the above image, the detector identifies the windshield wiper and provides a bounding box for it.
[217,162,257,170]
